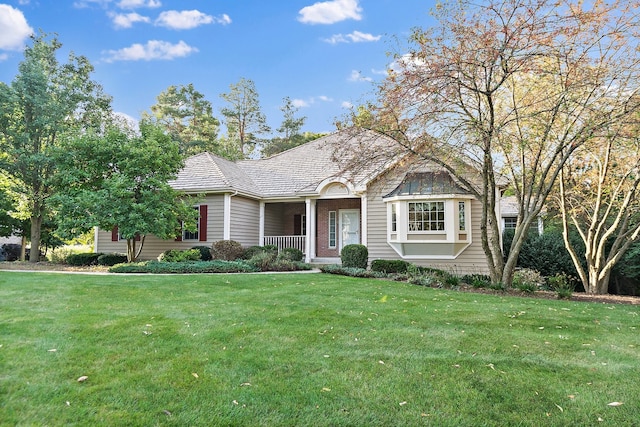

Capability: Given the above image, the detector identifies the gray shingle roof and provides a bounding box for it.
[172,129,400,198]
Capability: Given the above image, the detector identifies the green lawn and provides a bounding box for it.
[1,272,638,426]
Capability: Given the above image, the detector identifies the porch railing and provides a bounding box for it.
[262,235,306,254]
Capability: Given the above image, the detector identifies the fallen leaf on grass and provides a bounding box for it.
[399,401,407,406]
[322,387,331,392]
[192,373,199,379]
[48,349,57,352]
[77,376,88,382]
[240,382,251,387]
[555,404,563,412]
[162,410,172,416]
[607,402,623,406]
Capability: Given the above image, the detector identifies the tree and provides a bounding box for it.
[52,123,198,262]
[144,83,220,156]
[220,78,270,158]
[346,0,640,286]
[261,97,307,157]
[558,115,640,294]
[0,33,112,262]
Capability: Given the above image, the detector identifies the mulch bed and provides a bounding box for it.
[2,262,639,305]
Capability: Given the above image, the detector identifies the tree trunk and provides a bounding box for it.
[20,235,27,262]
[29,214,42,263]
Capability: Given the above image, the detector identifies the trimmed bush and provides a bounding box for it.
[247,251,277,271]
[279,247,304,262]
[158,249,202,262]
[211,240,244,261]
[97,253,128,266]
[341,244,368,269]
[0,244,22,261]
[109,260,258,274]
[191,246,213,261]
[66,252,103,266]
[371,259,410,274]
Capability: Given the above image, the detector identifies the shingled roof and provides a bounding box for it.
[170,129,400,198]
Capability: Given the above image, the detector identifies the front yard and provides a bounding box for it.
[1,271,638,426]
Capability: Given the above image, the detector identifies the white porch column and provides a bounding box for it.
[259,201,265,246]
[361,195,368,247]
[310,198,316,261]
[223,193,232,240]
[304,198,314,262]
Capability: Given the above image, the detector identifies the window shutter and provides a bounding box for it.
[199,205,208,242]
[111,226,119,242]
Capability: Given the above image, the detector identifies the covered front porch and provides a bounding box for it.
[258,196,364,263]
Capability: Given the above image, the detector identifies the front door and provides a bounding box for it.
[339,209,360,250]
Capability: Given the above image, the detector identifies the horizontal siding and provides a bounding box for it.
[366,174,490,276]
[95,195,225,261]
[264,203,285,236]
[229,196,260,247]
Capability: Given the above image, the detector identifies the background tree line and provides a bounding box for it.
[0,33,322,264]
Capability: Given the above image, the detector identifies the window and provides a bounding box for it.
[328,211,337,248]
[183,207,200,241]
[459,201,466,231]
[503,217,517,230]
[408,201,445,231]
[391,203,397,232]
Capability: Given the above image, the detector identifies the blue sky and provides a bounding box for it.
[0,0,435,135]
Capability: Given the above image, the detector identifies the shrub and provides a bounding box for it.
[341,244,368,269]
[66,252,103,266]
[97,253,128,266]
[0,244,22,261]
[191,246,213,261]
[158,249,202,263]
[371,259,410,274]
[462,274,491,289]
[320,264,386,278]
[211,240,244,261]
[109,260,258,274]
[243,245,267,259]
[246,251,277,271]
[512,268,545,292]
[279,247,304,262]
[548,273,574,299]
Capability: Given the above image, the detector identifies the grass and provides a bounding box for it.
[1,272,639,426]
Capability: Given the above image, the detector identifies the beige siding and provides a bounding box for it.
[95,194,225,260]
[229,196,260,247]
[366,175,490,276]
[264,203,285,236]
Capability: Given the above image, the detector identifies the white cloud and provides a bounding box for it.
[0,53,9,61]
[117,0,161,9]
[110,12,150,28]
[155,10,221,30]
[292,99,309,108]
[102,40,198,62]
[0,5,33,51]
[341,101,353,109]
[323,30,380,44]
[292,96,333,108]
[348,70,372,82]
[298,0,362,25]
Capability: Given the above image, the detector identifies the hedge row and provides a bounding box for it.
[109,260,259,274]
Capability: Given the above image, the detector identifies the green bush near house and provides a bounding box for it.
[340,244,368,269]
[66,252,103,266]
[191,245,213,261]
[279,247,304,262]
[109,260,259,274]
[371,259,410,274]
[96,253,128,266]
[242,245,278,260]
[158,249,202,262]
[211,240,244,261]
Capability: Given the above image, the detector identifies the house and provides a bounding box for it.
[500,196,544,236]
[95,129,502,275]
